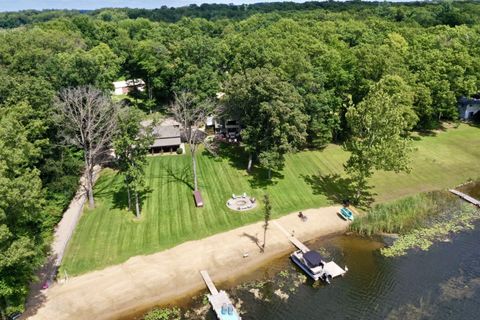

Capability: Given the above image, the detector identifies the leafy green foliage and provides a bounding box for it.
[344,75,418,203]
[0,104,45,314]
[224,68,307,175]
[114,107,153,218]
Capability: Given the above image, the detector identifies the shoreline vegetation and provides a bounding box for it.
[62,124,480,276]
[351,189,480,257]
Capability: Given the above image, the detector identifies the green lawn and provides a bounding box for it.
[61,124,480,276]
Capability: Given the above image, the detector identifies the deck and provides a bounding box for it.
[323,261,347,278]
[449,189,480,207]
[200,270,241,320]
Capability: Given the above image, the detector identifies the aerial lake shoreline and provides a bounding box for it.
[135,182,480,320]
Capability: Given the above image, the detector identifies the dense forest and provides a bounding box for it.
[1,0,480,316]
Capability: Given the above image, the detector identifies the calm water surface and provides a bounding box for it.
[137,185,480,320]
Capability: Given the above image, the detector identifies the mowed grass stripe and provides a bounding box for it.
[61,125,480,275]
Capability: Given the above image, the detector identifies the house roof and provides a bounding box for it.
[151,137,181,148]
[152,125,180,138]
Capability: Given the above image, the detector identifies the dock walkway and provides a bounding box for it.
[272,221,309,252]
[200,270,241,320]
[449,189,480,207]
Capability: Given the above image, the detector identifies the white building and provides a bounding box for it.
[113,79,145,96]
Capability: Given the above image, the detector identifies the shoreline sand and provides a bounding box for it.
[26,205,350,320]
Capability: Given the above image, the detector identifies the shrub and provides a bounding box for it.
[176,147,183,154]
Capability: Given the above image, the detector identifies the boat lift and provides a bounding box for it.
[200,270,241,320]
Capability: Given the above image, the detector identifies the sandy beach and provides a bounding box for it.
[26,205,350,320]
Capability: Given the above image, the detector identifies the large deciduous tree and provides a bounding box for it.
[344,75,418,203]
[55,86,119,208]
[0,103,45,316]
[114,107,153,218]
[170,91,214,192]
[224,68,308,178]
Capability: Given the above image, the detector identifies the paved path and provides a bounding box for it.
[23,166,101,319]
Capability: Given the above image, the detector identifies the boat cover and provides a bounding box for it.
[304,251,323,267]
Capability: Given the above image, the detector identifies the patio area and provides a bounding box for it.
[226,193,257,211]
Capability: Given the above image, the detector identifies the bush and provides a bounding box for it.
[176,147,183,154]
[143,307,181,320]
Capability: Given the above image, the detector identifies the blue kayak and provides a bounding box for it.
[339,207,354,221]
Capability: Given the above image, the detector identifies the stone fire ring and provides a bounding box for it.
[226,196,257,211]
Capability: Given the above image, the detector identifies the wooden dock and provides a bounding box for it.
[449,189,480,207]
[200,270,241,320]
[272,221,309,252]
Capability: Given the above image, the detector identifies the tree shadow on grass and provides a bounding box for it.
[164,165,194,190]
[111,185,153,218]
[248,167,284,188]
[202,142,282,188]
[302,173,375,209]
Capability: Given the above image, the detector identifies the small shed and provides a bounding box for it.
[113,79,145,95]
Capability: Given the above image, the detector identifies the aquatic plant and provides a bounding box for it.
[350,191,462,236]
[143,307,181,320]
[279,270,289,278]
[381,205,478,257]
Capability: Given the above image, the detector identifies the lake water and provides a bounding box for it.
[138,186,480,320]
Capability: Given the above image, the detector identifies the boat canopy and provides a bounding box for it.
[304,251,323,267]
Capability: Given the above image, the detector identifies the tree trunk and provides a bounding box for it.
[262,226,267,252]
[191,148,199,191]
[268,168,272,180]
[127,184,132,211]
[134,191,140,219]
[0,297,6,320]
[247,153,253,172]
[147,77,153,101]
[84,152,95,208]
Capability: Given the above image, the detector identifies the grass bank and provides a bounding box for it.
[62,125,480,275]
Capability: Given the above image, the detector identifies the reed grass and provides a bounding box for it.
[350,192,447,236]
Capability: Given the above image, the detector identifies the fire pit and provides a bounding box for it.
[226,194,257,211]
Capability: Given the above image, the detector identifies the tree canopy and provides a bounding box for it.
[2,0,480,315]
